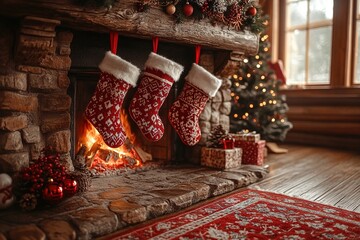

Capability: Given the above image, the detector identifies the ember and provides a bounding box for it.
[75,109,152,176]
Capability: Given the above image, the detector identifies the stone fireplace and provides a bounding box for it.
[0,1,267,239]
[0,16,245,176]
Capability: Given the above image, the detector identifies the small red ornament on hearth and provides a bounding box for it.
[183,2,193,17]
[62,178,78,197]
[246,6,257,16]
[42,179,63,204]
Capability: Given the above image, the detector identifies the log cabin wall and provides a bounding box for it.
[283,88,360,151]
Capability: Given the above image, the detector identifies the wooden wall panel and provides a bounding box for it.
[283,88,360,151]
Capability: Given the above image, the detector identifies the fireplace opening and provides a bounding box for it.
[68,31,195,175]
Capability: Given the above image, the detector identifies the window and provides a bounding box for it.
[277,0,359,87]
[285,0,333,85]
[355,1,360,84]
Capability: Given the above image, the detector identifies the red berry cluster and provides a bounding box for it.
[19,147,67,197]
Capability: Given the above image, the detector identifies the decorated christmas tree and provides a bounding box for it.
[230,20,292,142]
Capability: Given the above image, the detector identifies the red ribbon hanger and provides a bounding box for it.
[195,45,201,64]
[110,31,119,54]
[152,37,159,53]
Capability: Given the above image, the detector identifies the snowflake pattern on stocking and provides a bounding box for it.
[130,71,174,141]
[85,72,130,148]
[168,82,209,146]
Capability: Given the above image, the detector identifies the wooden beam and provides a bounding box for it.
[330,0,353,87]
[0,0,259,54]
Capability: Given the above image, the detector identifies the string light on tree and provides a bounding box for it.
[230,7,292,142]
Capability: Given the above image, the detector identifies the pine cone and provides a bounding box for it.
[207,125,228,148]
[19,193,37,211]
[69,171,92,193]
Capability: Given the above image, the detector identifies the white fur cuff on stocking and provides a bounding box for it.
[99,51,140,87]
[186,63,222,97]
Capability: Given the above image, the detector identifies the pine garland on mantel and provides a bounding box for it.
[74,0,266,34]
[137,0,265,33]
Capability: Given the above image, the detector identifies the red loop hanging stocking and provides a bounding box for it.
[129,52,184,141]
[85,51,140,148]
[168,63,222,146]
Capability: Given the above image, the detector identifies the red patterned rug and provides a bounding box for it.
[106,189,360,240]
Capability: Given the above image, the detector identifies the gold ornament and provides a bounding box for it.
[166,4,176,15]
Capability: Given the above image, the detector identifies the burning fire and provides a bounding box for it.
[77,109,143,172]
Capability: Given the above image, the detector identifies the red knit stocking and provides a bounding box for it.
[168,63,222,146]
[129,52,183,141]
[85,51,140,148]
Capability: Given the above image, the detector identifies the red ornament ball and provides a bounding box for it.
[166,4,176,15]
[246,7,257,16]
[62,178,78,197]
[183,2,193,17]
[42,181,63,204]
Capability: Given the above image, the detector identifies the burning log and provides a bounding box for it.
[133,146,152,163]
[85,143,101,167]
[97,149,120,163]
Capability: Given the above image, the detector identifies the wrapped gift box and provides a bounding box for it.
[201,147,242,169]
[231,131,260,143]
[235,140,266,166]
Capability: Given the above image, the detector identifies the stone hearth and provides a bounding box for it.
[0,165,267,240]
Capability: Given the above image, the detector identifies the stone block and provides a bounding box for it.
[58,71,70,89]
[0,114,28,131]
[20,27,56,38]
[222,88,232,102]
[0,31,12,69]
[41,112,71,133]
[30,141,45,160]
[57,31,74,46]
[39,55,71,70]
[219,101,231,115]
[212,90,222,103]
[22,125,41,143]
[222,78,232,89]
[59,46,71,56]
[198,132,208,146]
[16,65,43,74]
[29,71,59,91]
[69,207,118,239]
[200,120,211,134]
[0,72,27,91]
[199,102,211,121]
[0,91,38,112]
[0,131,23,151]
[17,34,54,51]
[219,114,230,132]
[60,153,74,172]
[211,101,221,111]
[210,111,220,124]
[7,224,46,240]
[0,152,29,172]
[109,200,147,224]
[40,93,71,112]
[22,16,60,32]
[38,220,76,240]
[46,130,71,153]
[193,175,235,196]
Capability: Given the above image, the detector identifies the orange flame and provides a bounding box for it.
[78,109,142,171]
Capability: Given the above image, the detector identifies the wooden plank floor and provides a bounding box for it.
[249,143,360,212]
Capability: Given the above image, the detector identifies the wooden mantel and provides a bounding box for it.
[0,0,259,54]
